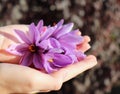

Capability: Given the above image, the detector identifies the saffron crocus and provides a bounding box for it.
[7,19,86,73]
[37,19,86,62]
[7,21,49,70]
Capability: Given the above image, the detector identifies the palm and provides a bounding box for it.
[0,55,96,93]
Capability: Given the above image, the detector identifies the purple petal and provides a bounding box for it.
[37,40,48,49]
[42,54,57,73]
[59,33,84,44]
[29,23,41,44]
[14,29,31,44]
[20,52,33,66]
[44,62,56,73]
[53,53,72,67]
[48,38,61,48]
[37,20,43,31]
[74,51,86,61]
[6,44,23,56]
[52,19,64,34]
[56,19,64,27]
[40,27,55,40]
[54,23,74,38]
[28,23,36,43]
[70,29,80,35]
[15,43,29,54]
[33,54,43,69]
[49,48,64,53]
[59,41,75,54]
[68,54,78,63]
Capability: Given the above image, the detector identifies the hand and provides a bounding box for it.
[0,55,97,93]
[0,25,97,93]
[0,25,91,64]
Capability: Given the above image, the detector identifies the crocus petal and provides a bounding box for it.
[37,40,48,49]
[48,38,61,48]
[42,54,57,73]
[40,27,56,40]
[28,23,36,43]
[33,54,43,69]
[70,29,80,35]
[6,44,23,56]
[15,43,29,54]
[59,33,84,44]
[68,54,78,63]
[29,23,41,44]
[49,48,64,53]
[52,19,64,34]
[54,23,74,38]
[59,41,75,54]
[74,51,86,61]
[37,20,43,31]
[20,52,33,66]
[44,62,56,73]
[57,19,64,27]
[14,29,31,44]
[53,53,72,67]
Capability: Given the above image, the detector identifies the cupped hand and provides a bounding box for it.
[0,25,91,63]
[0,25,97,93]
[0,55,97,93]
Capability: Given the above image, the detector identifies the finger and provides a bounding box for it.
[52,55,97,83]
[0,25,28,34]
[63,55,97,82]
[0,63,63,93]
[77,43,91,52]
[83,36,91,43]
[77,31,81,35]
[77,36,91,52]
[0,25,28,49]
[0,50,20,64]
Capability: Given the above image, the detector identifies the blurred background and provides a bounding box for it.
[0,0,120,94]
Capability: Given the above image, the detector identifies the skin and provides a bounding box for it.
[0,25,97,94]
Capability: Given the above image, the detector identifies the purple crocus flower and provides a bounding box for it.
[7,21,48,70]
[37,19,86,62]
[37,20,75,73]
[7,19,86,73]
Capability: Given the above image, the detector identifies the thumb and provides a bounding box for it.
[53,55,97,82]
